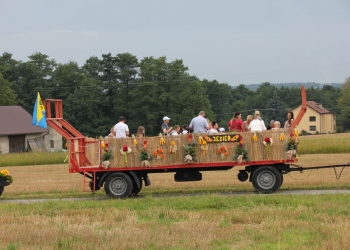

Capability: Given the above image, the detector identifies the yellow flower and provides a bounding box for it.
[0,169,9,176]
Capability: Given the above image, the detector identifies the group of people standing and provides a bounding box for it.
[227,111,294,132]
[107,110,295,139]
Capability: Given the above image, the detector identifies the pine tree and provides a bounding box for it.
[265,91,286,127]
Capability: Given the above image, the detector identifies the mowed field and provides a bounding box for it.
[0,133,350,249]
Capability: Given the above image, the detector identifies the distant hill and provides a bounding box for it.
[239,82,342,91]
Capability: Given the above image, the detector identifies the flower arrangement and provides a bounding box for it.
[0,169,13,184]
[120,145,132,164]
[263,137,273,159]
[233,136,249,163]
[286,132,299,159]
[101,142,113,161]
[183,142,197,163]
[139,148,152,167]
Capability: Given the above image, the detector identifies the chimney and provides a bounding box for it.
[316,103,323,109]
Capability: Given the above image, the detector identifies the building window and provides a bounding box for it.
[309,116,316,122]
[50,140,54,149]
[310,126,316,131]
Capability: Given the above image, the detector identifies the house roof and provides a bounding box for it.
[306,101,332,114]
[0,106,48,136]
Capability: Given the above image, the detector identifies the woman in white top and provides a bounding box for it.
[284,112,294,129]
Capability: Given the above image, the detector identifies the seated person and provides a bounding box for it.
[136,126,145,137]
[218,127,225,133]
[106,126,115,139]
[208,121,219,134]
[272,121,281,130]
[181,124,189,134]
[170,125,181,135]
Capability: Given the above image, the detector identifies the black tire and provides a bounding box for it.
[131,177,143,196]
[279,172,284,189]
[104,172,133,199]
[251,166,282,194]
[238,171,249,182]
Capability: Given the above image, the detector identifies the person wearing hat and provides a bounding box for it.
[248,110,267,132]
[161,116,173,135]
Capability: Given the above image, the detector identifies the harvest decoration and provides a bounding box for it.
[183,142,197,163]
[198,136,208,156]
[217,146,228,159]
[101,141,113,162]
[279,133,285,141]
[252,133,258,142]
[263,137,273,159]
[233,136,249,163]
[139,148,152,167]
[133,139,138,147]
[286,132,299,159]
[120,145,132,164]
[187,133,192,143]
[170,141,177,154]
[159,134,166,145]
[153,148,165,160]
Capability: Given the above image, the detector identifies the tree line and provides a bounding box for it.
[0,52,349,136]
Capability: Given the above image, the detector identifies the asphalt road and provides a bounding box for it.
[1,189,350,204]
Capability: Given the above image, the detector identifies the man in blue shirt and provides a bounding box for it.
[189,111,209,133]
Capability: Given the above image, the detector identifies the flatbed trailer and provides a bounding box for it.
[42,87,348,198]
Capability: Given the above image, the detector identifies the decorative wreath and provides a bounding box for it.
[153,148,165,160]
[218,146,228,159]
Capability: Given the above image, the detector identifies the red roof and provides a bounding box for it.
[0,106,48,136]
[306,101,331,114]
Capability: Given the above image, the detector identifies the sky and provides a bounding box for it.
[1,0,350,85]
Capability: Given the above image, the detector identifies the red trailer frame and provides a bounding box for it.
[43,87,308,198]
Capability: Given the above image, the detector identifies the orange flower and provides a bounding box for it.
[218,149,222,154]
[160,154,165,159]
[224,152,228,157]
[153,151,158,156]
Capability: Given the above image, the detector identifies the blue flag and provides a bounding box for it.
[32,92,47,129]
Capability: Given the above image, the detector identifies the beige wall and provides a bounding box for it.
[0,136,9,154]
[44,123,63,151]
[291,105,336,134]
[321,113,336,134]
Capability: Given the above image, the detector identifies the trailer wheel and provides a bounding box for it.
[104,173,133,199]
[279,172,284,188]
[252,166,282,194]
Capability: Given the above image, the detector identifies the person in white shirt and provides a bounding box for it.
[181,124,188,134]
[113,116,130,138]
[208,121,219,135]
[248,110,267,132]
[170,125,181,136]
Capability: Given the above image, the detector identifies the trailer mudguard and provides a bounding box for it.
[98,172,112,188]
[128,171,141,189]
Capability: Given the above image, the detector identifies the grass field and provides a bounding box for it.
[299,133,350,154]
[1,194,350,249]
[0,151,66,167]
